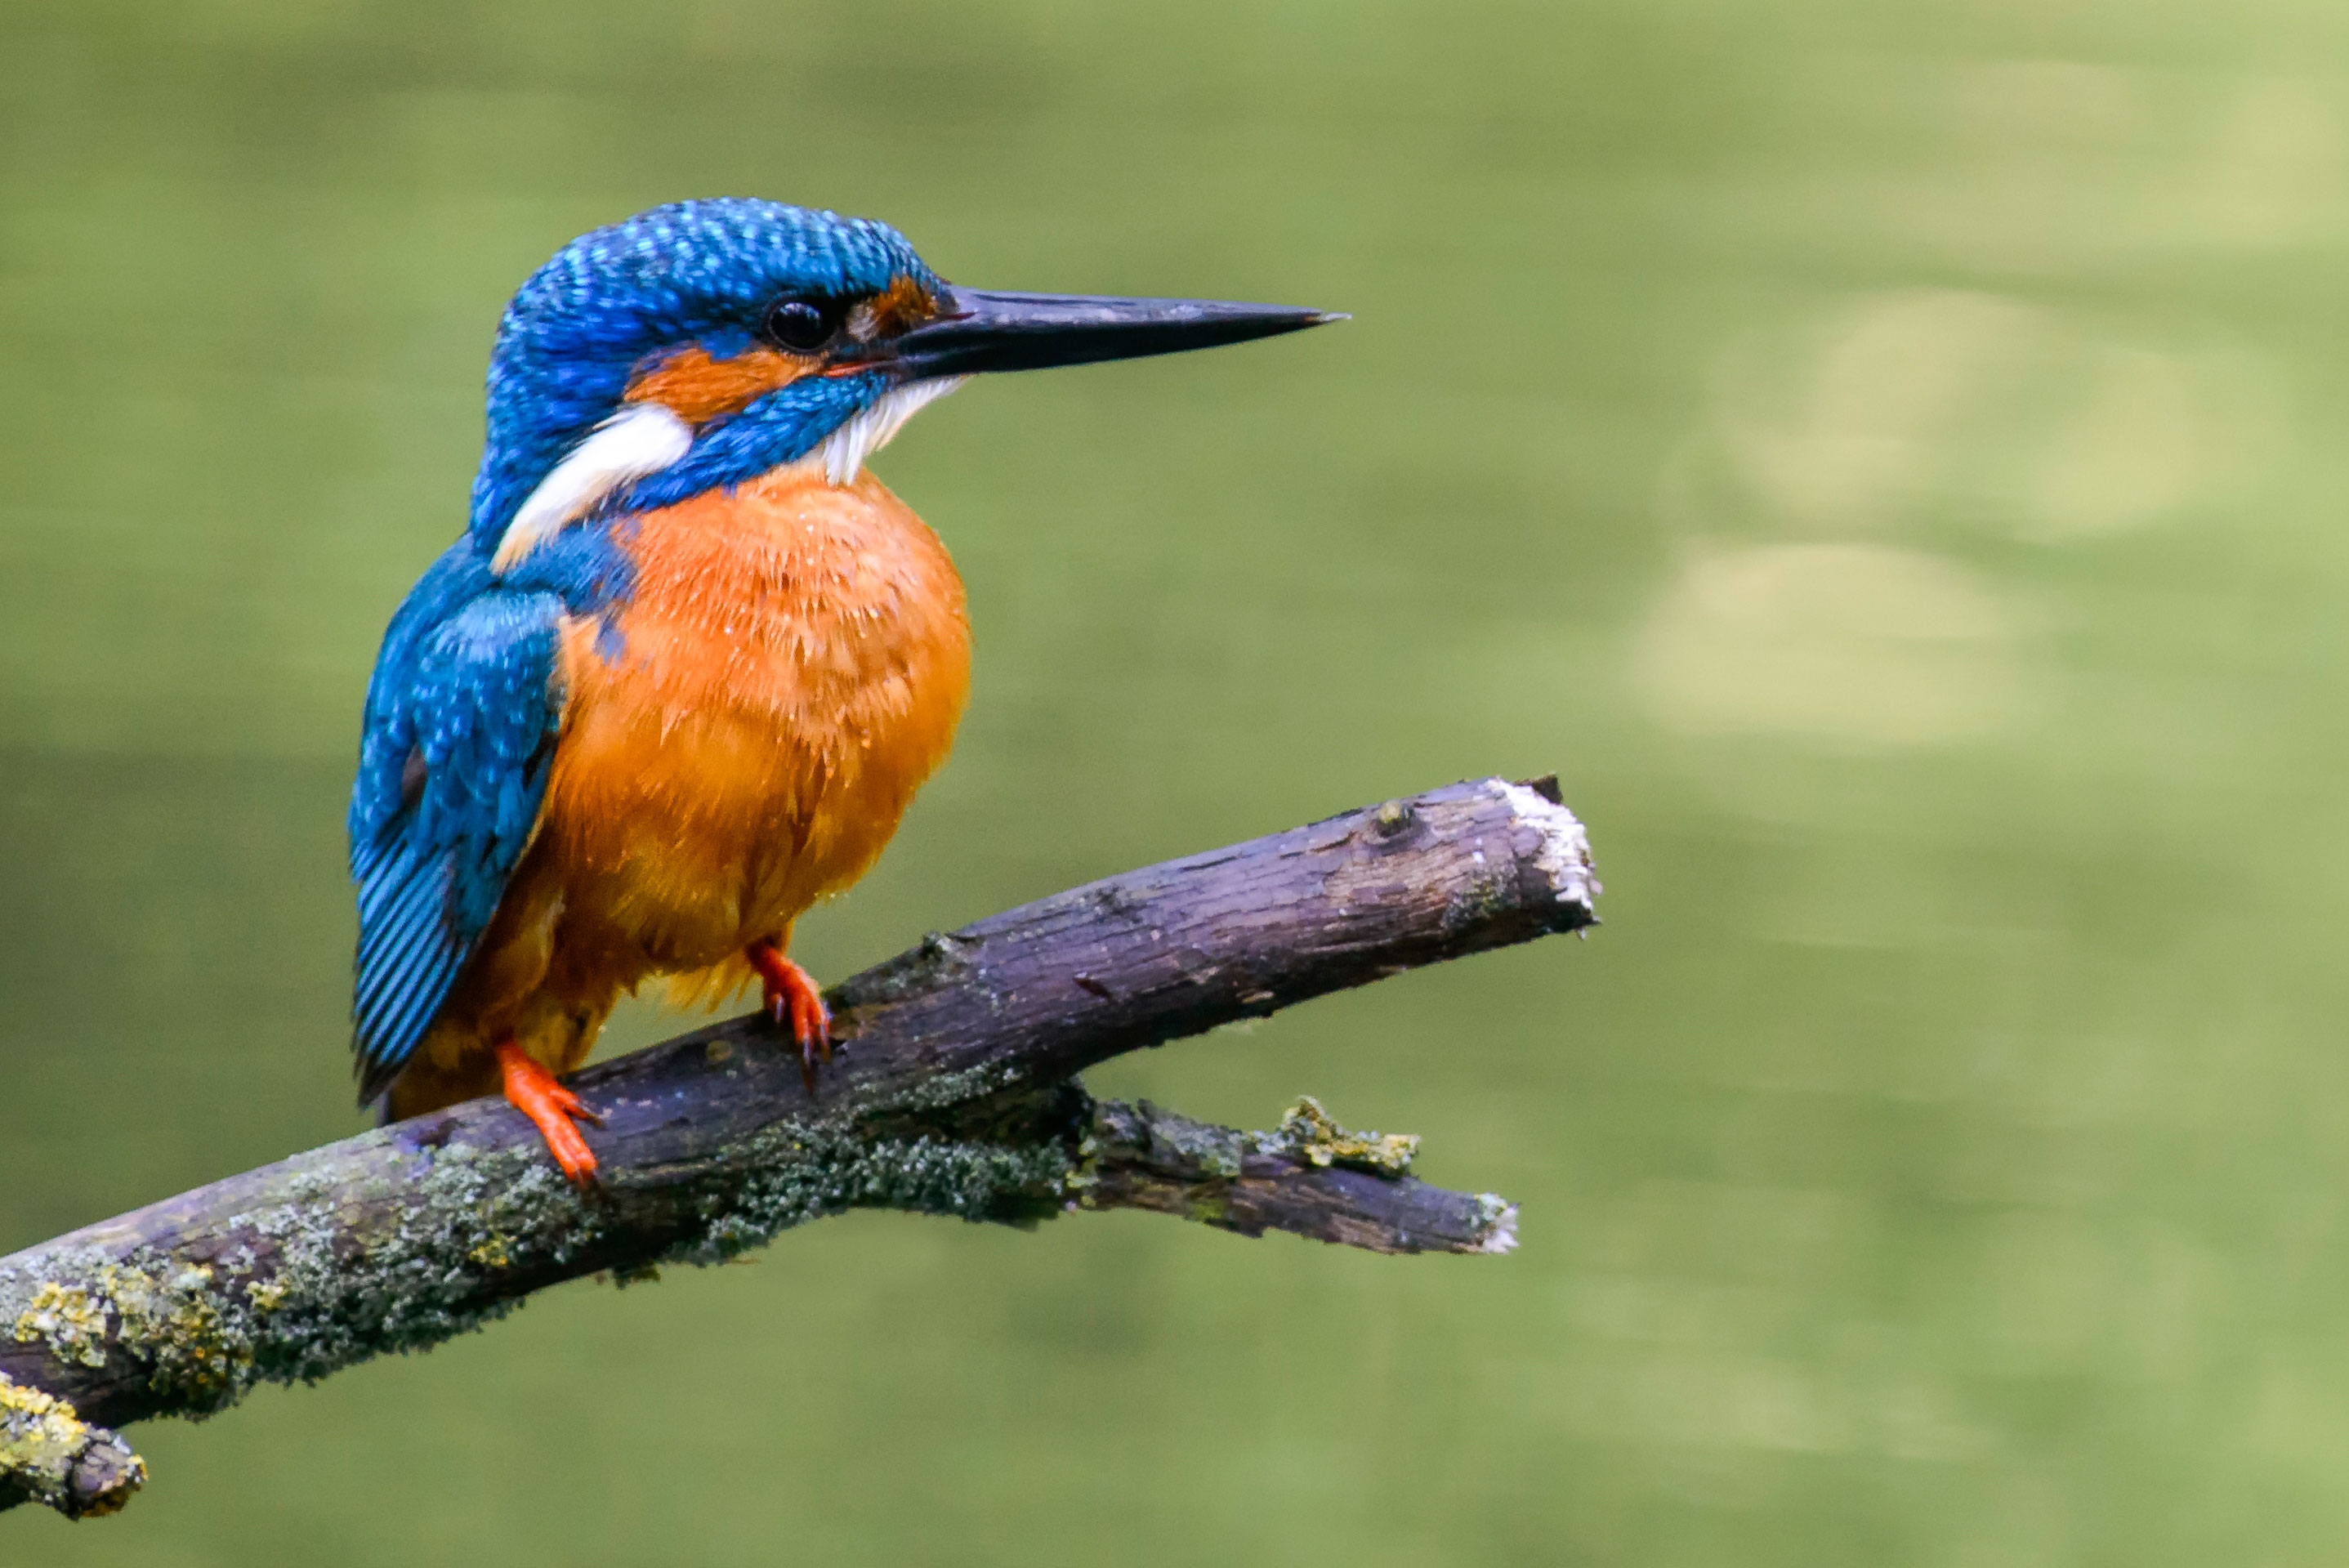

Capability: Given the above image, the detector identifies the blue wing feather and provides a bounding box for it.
[348,540,569,1103]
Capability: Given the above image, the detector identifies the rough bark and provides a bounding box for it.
[0,775,1597,1519]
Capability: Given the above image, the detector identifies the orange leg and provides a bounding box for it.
[497,1039,603,1186]
[748,938,832,1094]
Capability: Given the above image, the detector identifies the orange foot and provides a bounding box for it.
[498,1039,602,1186]
[748,939,832,1094]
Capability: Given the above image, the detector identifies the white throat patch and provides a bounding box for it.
[806,376,968,487]
[490,402,693,575]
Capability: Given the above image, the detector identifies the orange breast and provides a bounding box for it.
[538,464,971,986]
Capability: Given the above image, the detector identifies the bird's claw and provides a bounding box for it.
[748,940,832,1094]
[546,1080,605,1127]
[497,1039,601,1186]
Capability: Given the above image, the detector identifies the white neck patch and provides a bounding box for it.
[806,376,968,487]
[490,402,693,575]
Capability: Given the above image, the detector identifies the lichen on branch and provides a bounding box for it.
[0,1373,143,1519]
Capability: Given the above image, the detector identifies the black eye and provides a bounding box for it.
[761,297,843,353]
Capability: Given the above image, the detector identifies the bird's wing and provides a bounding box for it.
[346,572,569,1103]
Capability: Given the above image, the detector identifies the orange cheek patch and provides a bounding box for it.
[625,345,814,425]
[863,275,938,338]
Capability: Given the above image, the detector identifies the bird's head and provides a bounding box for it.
[472,198,1338,574]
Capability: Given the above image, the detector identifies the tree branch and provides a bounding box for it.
[0,775,1597,1519]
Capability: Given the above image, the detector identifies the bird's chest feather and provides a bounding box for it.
[540,466,971,951]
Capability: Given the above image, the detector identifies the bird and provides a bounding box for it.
[346,198,1335,1183]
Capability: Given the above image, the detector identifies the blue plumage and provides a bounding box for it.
[348,199,932,1101]
[349,552,569,1099]
[465,199,934,552]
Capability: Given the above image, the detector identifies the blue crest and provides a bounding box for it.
[468,198,938,552]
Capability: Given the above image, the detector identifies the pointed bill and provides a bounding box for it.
[848,288,1342,381]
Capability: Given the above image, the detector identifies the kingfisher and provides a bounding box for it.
[346,198,1333,1182]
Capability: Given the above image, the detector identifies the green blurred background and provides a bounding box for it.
[8,0,2349,1561]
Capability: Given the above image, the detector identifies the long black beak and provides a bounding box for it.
[867,287,1342,379]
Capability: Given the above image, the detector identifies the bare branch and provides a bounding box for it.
[0,776,1595,1518]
